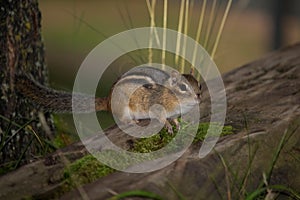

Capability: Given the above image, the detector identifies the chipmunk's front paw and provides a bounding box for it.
[172,118,181,130]
[166,125,174,134]
[165,121,174,134]
[165,121,174,135]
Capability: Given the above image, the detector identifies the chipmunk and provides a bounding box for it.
[16,66,201,133]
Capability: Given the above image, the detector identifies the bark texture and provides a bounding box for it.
[0,0,53,168]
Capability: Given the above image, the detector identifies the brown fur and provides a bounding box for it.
[16,69,201,119]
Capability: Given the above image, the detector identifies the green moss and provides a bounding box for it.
[94,150,139,170]
[52,122,234,198]
[52,135,66,149]
[131,122,234,153]
[59,122,233,194]
[51,115,79,148]
[131,130,175,153]
[63,155,115,190]
[193,122,234,143]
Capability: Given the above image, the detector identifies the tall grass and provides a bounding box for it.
[213,119,300,200]
[107,122,300,200]
[145,0,233,77]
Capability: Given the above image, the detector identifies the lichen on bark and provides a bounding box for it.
[0,0,54,169]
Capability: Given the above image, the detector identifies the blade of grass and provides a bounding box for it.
[123,1,134,30]
[0,114,32,128]
[167,181,186,200]
[215,150,232,200]
[252,122,299,197]
[13,136,34,169]
[175,0,186,66]
[162,0,168,69]
[238,112,256,198]
[146,0,157,65]
[268,185,300,199]
[209,174,226,200]
[211,0,232,59]
[108,190,164,200]
[191,0,207,74]
[245,187,267,200]
[0,119,13,151]
[203,0,232,80]
[0,116,36,152]
[238,145,258,198]
[203,0,217,50]
[146,0,161,48]
[122,1,147,64]
[246,185,300,200]
[26,125,44,149]
[259,129,288,189]
[116,3,131,31]
[64,9,140,65]
[180,0,190,73]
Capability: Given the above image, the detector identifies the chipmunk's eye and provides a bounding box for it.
[143,83,154,89]
[199,84,202,90]
[179,83,187,91]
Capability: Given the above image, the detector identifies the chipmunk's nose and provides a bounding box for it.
[194,93,201,102]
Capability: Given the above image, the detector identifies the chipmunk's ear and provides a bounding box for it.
[169,70,180,86]
[190,68,195,76]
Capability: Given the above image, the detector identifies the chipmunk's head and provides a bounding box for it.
[166,70,201,114]
[182,73,202,100]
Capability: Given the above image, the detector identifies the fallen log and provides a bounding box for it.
[0,43,299,200]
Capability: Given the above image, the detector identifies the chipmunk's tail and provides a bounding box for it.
[15,74,109,113]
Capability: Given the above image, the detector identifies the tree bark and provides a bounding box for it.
[0,0,53,168]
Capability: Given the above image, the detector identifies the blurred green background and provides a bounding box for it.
[38,0,300,141]
[39,0,300,83]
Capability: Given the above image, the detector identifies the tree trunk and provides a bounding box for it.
[0,0,54,170]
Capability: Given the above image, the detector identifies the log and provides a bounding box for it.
[0,43,299,199]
